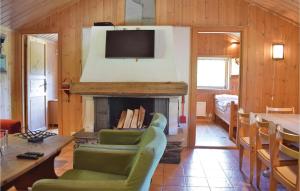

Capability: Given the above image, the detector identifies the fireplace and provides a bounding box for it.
[94,97,169,134]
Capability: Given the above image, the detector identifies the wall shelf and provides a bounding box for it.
[69,82,188,96]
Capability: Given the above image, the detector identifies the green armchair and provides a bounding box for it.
[80,113,167,151]
[32,125,167,191]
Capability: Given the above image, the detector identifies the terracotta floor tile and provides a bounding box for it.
[210,188,235,191]
[184,168,206,177]
[164,177,186,186]
[204,169,227,178]
[163,186,187,191]
[185,177,209,187]
[227,176,248,187]
[154,165,165,176]
[207,178,233,188]
[164,165,185,177]
[150,184,163,191]
[54,159,68,168]
[186,187,211,191]
[152,175,164,186]
[233,185,256,191]
[223,170,243,178]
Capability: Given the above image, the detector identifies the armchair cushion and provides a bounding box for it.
[98,113,167,146]
[74,146,136,176]
[33,179,127,191]
[99,129,143,145]
[61,169,127,181]
[80,144,139,151]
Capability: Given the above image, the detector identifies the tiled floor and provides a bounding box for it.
[196,123,236,147]
[9,143,285,191]
[53,143,285,191]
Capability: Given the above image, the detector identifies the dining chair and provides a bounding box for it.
[270,126,299,191]
[237,109,255,184]
[266,106,295,114]
[255,120,297,188]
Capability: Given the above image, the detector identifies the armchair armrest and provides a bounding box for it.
[74,146,136,175]
[99,129,144,145]
[32,179,126,191]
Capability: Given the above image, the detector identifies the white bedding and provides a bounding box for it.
[215,94,238,112]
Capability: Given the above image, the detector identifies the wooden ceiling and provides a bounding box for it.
[33,33,58,42]
[0,0,299,30]
[246,0,299,24]
[0,0,76,29]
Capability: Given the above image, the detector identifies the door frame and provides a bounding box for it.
[21,32,62,134]
[188,26,248,148]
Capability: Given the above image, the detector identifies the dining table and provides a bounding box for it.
[250,113,300,135]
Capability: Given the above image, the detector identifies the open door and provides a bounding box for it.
[26,36,47,131]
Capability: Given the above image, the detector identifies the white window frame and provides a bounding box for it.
[197,57,230,90]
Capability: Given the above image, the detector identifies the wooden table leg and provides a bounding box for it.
[12,151,60,191]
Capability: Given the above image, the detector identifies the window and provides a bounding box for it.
[197,57,229,89]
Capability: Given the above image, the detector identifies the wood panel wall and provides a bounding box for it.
[197,34,240,57]
[156,0,299,112]
[0,26,15,119]
[13,0,299,137]
[17,0,125,135]
[244,5,299,113]
[155,0,299,146]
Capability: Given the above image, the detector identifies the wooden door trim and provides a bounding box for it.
[21,32,62,134]
[188,26,248,148]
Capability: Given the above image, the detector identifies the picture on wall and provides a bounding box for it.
[0,53,6,72]
[0,33,6,72]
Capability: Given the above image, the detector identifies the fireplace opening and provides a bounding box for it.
[109,97,154,129]
[94,97,169,134]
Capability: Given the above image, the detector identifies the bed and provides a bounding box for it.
[214,94,239,142]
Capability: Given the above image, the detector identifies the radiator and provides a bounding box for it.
[196,102,207,117]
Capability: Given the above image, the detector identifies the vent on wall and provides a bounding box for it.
[196,102,207,117]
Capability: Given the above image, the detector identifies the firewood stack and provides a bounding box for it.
[116,106,146,129]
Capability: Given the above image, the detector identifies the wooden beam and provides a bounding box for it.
[69,82,188,96]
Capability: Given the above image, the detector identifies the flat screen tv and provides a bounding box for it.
[105,30,155,58]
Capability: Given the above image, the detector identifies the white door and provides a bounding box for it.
[26,36,47,131]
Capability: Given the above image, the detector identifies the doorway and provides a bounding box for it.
[23,34,59,133]
[193,31,242,148]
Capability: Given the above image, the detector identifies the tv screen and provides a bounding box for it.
[105,30,155,58]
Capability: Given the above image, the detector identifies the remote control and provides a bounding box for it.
[16,154,39,160]
[24,152,44,157]
[28,137,44,143]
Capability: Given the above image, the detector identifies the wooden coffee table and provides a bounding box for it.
[0,134,73,190]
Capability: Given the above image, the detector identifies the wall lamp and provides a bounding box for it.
[230,41,240,48]
[272,43,284,60]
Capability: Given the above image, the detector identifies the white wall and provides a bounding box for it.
[81,26,190,145]
[81,26,188,83]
